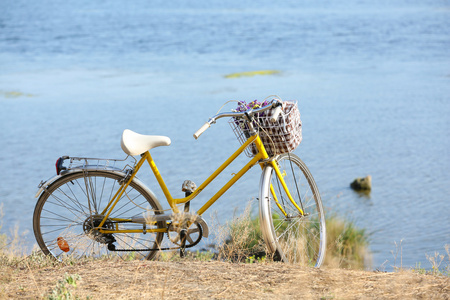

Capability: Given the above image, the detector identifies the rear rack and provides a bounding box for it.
[58,155,137,174]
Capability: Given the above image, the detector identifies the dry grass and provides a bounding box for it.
[212,203,266,262]
[424,245,450,276]
[1,259,449,299]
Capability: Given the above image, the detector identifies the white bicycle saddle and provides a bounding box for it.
[121,129,171,156]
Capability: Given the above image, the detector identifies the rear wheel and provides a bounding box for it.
[33,171,165,260]
[259,153,326,267]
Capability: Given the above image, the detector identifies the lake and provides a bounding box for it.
[1,0,449,270]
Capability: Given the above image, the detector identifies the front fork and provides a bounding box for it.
[260,159,304,217]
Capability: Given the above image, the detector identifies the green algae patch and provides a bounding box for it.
[0,90,35,98]
[224,70,281,79]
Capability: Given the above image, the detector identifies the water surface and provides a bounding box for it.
[1,0,449,270]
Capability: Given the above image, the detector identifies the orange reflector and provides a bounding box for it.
[57,237,70,252]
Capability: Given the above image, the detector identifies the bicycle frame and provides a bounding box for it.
[97,133,304,234]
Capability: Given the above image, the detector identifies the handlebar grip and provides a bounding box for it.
[270,106,283,123]
[193,122,211,139]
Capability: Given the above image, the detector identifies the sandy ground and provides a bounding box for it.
[1,260,449,299]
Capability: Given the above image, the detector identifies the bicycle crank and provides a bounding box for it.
[131,212,209,239]
[167,220,203,247]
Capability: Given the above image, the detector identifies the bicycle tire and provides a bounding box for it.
[33,170,165,260]
[259,153,326,267]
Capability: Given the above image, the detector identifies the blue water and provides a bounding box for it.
[1,0,449,270]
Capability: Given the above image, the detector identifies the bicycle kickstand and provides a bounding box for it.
[179,229,187,258]
[179,180,196,258]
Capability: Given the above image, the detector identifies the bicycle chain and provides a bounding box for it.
[108,244,197,252]
[107,221,201,252]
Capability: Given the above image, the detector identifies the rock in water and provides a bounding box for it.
[350,175,372,191]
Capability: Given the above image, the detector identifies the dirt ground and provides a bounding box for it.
[1,260,449,299]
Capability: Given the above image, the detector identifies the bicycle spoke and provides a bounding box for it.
[97,175,108,212]
[88,176,98,213]
[47,191,87,218]
[41,207,84,224]
[114,233,152,254]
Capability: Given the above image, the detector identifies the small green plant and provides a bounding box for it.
[410,245,450,276]
[413,262,427,275]
[245,255,267,264]
[245,255,256,264]
[423,245,450,276]
[124,251,137,261]
[190,250,215,261]
[157,249,215,262]
[47,273,81,300]
[387,243,450,276]
[426,251,445,275]
[157,250,180,262]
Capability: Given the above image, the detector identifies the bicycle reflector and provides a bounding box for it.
[57,237,70,252]
[55,157,67,175]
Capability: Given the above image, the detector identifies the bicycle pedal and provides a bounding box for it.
[181,180,197,194]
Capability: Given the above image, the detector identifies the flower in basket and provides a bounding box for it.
[233,99,274,134]
[235,99,272,113]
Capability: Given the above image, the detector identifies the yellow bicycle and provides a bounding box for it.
[33,97,326,266]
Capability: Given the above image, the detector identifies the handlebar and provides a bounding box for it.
[193,99,282,139]
[193,122,210,139]
[270,105,283,123]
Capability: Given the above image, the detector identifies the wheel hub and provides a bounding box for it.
[83,215,115,244]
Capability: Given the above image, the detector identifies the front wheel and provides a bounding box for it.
[259,153,326,267]
[33,170,165,260]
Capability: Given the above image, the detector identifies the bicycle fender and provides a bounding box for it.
[258,164,288,262]
[35,166,125,198]
[36,174,62,198]
[35,166,126,198]
[258,165,277,252]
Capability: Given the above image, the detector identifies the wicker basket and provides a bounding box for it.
[229,101,302,157]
